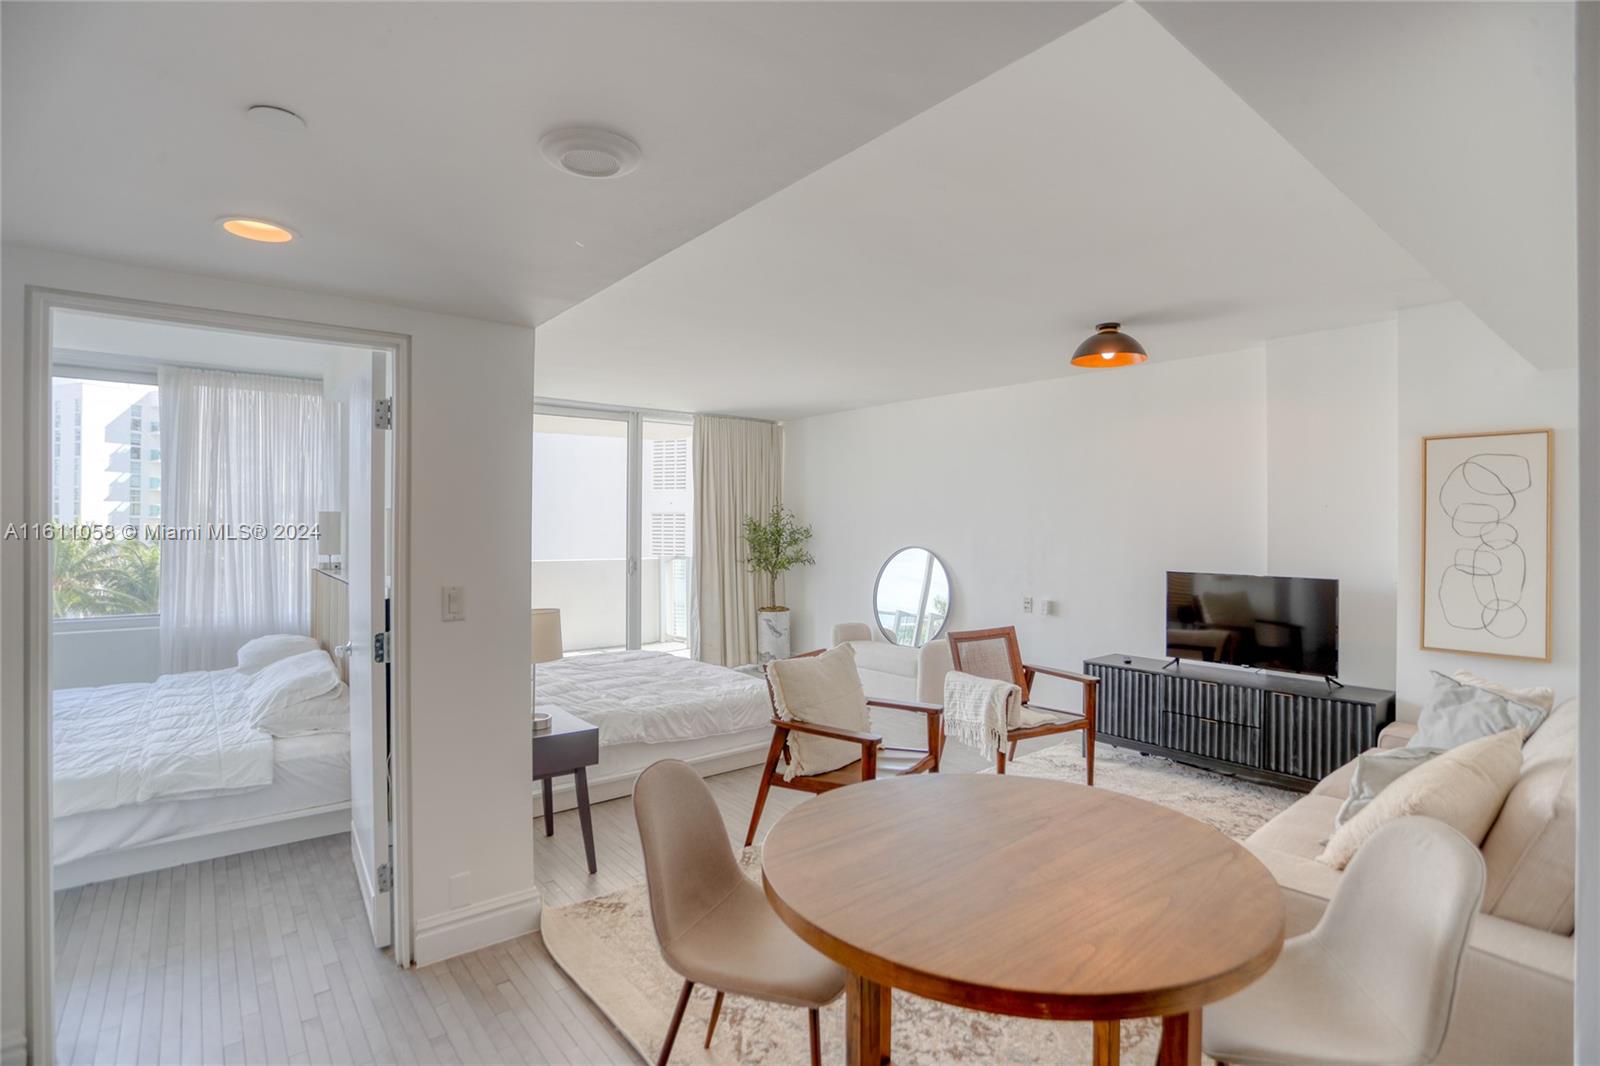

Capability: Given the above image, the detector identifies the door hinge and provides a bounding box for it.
[374,397,394,430]
[376,862,393,893]
[374,631,393,664]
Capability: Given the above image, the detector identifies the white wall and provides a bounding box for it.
[2,246,537,1054]
[1264,320,1399,688]
[1394,302,1581,717]
[785,346,1271,696]
[50,618,161,688]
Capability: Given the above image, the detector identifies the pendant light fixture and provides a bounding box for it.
[1070,322,1148,368]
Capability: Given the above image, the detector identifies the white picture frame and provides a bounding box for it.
[1421,428,1553,661]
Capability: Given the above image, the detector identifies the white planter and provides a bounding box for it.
[758,608,792,664]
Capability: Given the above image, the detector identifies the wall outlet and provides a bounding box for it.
[448,871,472,909]
[1021,596,1034,614]
[442,585,466,622]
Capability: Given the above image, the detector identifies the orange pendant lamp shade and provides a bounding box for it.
[1070,322,1148,368]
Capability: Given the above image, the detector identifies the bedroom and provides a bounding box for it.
[1,3,1597,1066]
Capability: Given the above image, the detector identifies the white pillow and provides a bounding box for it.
[766,644,871,780]
[254,682,350,737]
[1452,670,1555,714]
[237,634,322,674]
[246,649,342,732]
[1320,727,1523,870]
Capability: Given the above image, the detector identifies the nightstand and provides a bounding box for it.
[531,706,600,874]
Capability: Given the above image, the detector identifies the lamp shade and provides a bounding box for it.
[531,608,564,664]
[317,510,343,554]
[1070,322,1149,368]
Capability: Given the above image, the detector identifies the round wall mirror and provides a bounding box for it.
[874,547,952,646]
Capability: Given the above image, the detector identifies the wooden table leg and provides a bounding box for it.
[1092,1020,1121,1066]
[1157,1009,1201,1066]
[845,972,891,1066]
[540,777,554,837]
[573,767,597,875]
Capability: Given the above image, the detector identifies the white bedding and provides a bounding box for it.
[53,668,274,817]
[53,732,350,867]
[532,650,771,745]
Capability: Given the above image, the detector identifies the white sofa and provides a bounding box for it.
[1244,699,1577,1064]
[830,622,952,704]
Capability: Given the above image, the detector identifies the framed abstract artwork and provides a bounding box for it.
[1421,428,1553,661]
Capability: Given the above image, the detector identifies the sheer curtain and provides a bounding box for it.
[159,367,324,673]
[691,414,782,667]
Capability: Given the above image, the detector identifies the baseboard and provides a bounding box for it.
[412,886,542,967]
[2,1027,27,1066]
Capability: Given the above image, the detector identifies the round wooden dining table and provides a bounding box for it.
[762,774,1285,1066]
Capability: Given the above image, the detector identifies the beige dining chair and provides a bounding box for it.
[634,759,847,1066]
[1204,816,1486,1066]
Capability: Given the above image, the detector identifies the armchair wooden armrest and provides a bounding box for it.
[865,697,943,716]
[770,717,883,747]
[1023,664,1100,686]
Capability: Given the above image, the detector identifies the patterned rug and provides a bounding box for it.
[541,744,1299,1065]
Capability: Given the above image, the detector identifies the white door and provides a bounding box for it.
[348,352,392,947]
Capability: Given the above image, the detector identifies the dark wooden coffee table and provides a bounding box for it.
[532,706,600,874]
[762,774,1285,1066]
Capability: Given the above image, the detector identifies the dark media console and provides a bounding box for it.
[1084,654,1396,793]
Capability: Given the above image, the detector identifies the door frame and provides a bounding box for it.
[534,397,693,652]
[21,287,417,1065]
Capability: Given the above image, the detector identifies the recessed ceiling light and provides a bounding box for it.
[218,216,296,244]
[245,104,307,132]
[539,128,641,180]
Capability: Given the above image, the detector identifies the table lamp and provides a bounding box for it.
[531,608,564,665]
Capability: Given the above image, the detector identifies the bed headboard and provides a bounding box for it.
[310,566,350,683]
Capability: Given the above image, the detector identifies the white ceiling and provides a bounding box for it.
[535,3,1448,418]
[1144,1,1577,371]
[6,2,1577,420]
[52,310,361,379]
[2,1,1108,326]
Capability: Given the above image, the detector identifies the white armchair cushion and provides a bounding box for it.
[767,644,871,780]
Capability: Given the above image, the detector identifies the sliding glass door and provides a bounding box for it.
[533,405,693,656]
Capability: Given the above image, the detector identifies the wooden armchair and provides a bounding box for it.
[744,648,942,847]
[947,626,1098,781]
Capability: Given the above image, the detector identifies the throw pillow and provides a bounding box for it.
[766,644,871,779]
[1408,671,1550,750]
[1451,670,1556,714]
[253,683,350,737]
[1334,746,1444,829]
[246,649,342,731]
[1320,727,1523,870]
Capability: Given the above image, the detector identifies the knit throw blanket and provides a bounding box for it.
[943,671,1021,758]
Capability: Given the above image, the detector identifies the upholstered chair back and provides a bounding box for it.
[633,760,745,973]
[1317,816,1485,1063]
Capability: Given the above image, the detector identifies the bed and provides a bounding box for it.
[53,570,354,888]
[531,650,773,811]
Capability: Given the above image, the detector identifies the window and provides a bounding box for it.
[533,408,693,655]
[51,374,161,619]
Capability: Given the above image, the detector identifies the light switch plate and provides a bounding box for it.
[442,585,466,622]
[1021,596,1034,614]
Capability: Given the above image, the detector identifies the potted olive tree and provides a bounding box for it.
[742,502,815,663]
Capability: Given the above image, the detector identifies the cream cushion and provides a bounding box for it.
[1479,700,1578,933]
[1452,669,1556,714]
[766,644,870,779]
[1319,728,1522,871]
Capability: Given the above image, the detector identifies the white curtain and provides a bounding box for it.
[159,367,324,673]
[691,414,783,667]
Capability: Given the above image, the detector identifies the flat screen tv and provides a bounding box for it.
[1166,572,1339,679]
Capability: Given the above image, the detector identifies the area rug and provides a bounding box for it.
[541,744,1299,1065]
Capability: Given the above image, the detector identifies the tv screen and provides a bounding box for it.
[1166,572,1339,678]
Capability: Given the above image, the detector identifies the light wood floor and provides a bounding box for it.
[54,719,996,1066]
